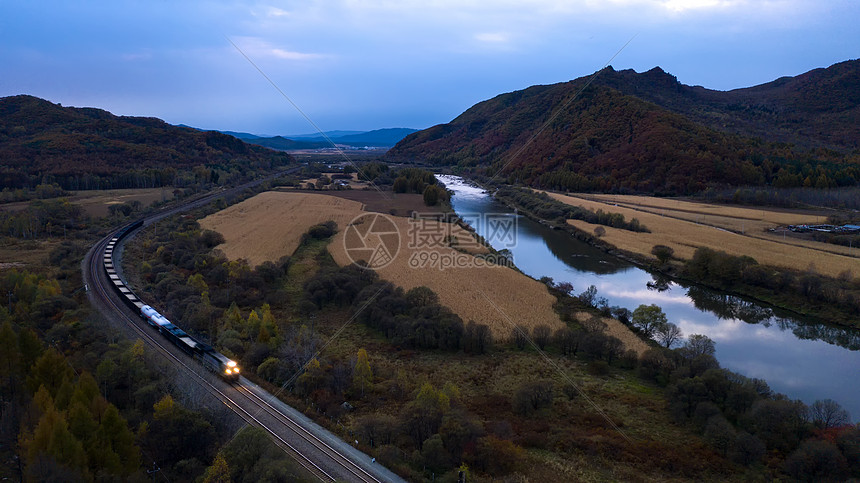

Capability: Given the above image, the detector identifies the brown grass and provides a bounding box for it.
[546,192,857,278]
[202,190,651,350]
[71,188,174,217]
[0,188,174,218]
[575,312,650,357]
[201,191,568,341]
[328,214,564,340]
[199,192,366,267]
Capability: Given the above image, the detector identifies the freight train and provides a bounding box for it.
[103,220,240,382]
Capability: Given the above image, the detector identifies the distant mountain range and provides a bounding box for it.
[222,128,418,150]
[0,95,292,189]
[387,60,860,194]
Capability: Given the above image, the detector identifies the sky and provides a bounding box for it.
[1,0,858,135]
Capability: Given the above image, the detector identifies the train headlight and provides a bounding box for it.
[234,367,240,374]
[225,368,232,374]
[227,360,237,368]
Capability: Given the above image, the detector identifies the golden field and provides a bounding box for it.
[545,192,858,278]
[199,192,367,267]
[201,191,576,342]
[328,214,564,340]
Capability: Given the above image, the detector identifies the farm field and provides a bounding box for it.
[71,188,173,217]
[0,188,173,217]
[201,191,580,342]
[199,192,366,267]
[545,192,858,279]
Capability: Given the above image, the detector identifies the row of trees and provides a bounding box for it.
[682,247,860,323]
[495,186,648,232]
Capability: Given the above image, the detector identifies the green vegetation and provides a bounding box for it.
[122,203,859,481]
[682,247,860,327]
[0,261,246,482]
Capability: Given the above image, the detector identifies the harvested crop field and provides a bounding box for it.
[201,191,580,342]
[546,192,857,278]
[199,192,365,267]
[329,214,565,340]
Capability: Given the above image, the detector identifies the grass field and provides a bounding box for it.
[546,192,858,279]
[199,192,367,267]
[71,188,173,217]
[329,214,564,340]
[0,188,173,217]
[201,191,576,342]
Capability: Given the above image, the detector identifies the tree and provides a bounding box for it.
[656,322,683,348]
[810,399,851,429]
[784,439,848,482]
[683,334,716,359]
[512,380,554,416]
[729,432,765,466]
[631,304,668,339]
[393,176,409,193]
[202,453,231,483]
[352,348,373,397]
[703,415,736,456]
[532,325,551,350]
[651,245,674,265]
[423,185,444,206]
[593,226,606,238]
[512,325,528,350]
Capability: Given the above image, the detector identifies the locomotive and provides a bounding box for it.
[103,220,240,383]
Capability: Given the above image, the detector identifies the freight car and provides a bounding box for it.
[104,220,240,383]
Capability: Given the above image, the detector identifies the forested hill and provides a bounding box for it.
[386,61,860,194]
[0,95,293,190]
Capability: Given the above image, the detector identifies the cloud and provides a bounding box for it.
[266,6,290,17]
[230,36,326,61]
[474,32,510,43]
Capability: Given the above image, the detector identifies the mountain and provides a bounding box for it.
[334,128,418,146]
[220,130,263,140]
[0,95,293,190]
[287,130,364,140]
[387,61,860,194]
[232,127,419,150]
[592,61,860,151]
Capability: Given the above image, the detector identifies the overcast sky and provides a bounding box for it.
[1,1,857,135]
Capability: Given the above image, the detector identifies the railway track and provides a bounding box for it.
[83,171,402,483]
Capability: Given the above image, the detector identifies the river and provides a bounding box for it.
[438,175,860,421]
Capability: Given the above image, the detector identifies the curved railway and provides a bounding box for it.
[83,170,403,483]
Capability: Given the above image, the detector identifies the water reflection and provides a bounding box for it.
[439,175,860,419]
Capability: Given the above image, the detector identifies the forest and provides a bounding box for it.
[0,95,294,191]
[121,202,859,481]
[387,62,860,196]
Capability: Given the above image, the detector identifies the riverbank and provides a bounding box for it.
[493,186,860,330]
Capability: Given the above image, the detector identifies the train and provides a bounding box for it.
[103,219,240,382]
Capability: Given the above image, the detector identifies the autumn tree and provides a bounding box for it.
[202,453,231,483]
[352,348,373,397]
[631,304,668,339]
